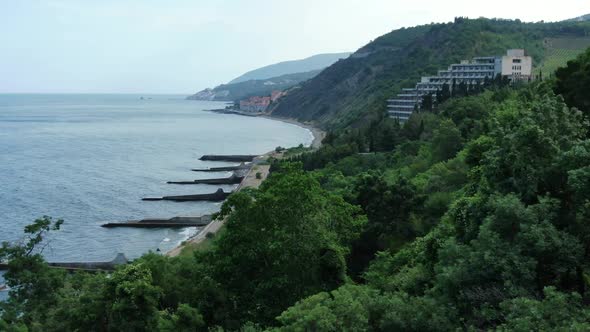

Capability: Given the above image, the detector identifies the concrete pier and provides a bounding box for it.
[0,253,128,272]
[142,188,231,202]
[167,174,244,185]
[199,155,258,162]
[101,215,212,228]
[192,162,251,172]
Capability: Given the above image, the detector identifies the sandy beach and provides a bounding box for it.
[166,116,324,257]
[205,108,325,149]
[261,115,326,149]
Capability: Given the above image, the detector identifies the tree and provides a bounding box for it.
[275,285,376,331]
[455,81,468,98]
[348,173,423,277]
[104,264,162,331]
[208,163,365,326]
[483,75,491,88]
[421,93,433,112]
[0,217,65,327]
[158,304,206,332]
[477,87,587,202]
[497,287,590,331]
[554,48,590,118]
[431,119,462,162]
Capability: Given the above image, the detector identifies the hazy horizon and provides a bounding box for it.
[1,0,588,94]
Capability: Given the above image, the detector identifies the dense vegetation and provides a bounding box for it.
[3,21,590,331]
[272,17,590,129]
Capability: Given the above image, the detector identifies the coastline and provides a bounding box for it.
[166,112,325,257]
[260,115,325,150]
[205,108,325,149]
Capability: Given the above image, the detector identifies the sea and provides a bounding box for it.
[0,94,312,267]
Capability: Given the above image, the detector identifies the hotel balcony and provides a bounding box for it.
[450,66,495,72]
[388,99,418,104]
[387,104,416,109]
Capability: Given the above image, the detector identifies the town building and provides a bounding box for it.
[239,96,271,112]
[387,49,533,122]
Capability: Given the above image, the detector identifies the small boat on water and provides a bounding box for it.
[0,284,8,291]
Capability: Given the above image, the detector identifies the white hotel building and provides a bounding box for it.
[387,49,533,122]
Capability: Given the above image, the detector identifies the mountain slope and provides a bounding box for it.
[271,18,590,129]
[229,53,351,84]
[569,13,590,21]
[187,70,321,101]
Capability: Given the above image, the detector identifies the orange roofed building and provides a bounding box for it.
[239,96,272,112]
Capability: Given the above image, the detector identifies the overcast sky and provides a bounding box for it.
[1,0,588,94]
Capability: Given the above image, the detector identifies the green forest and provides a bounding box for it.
[2,18,590,331]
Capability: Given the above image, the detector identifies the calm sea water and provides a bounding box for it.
[0,94,312,263]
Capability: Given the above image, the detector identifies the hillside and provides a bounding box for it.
[569,13,590,21]
[271,18,590,129]
[228,52,351,84]
[187,70,321,101]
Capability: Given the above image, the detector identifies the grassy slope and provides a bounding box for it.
[536,37,590,76]
[271,18,590,130]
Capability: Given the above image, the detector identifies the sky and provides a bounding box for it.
[1,0,588,94]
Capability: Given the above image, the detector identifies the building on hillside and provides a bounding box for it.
[387,49,532,122]
[501,49,533,82]
[239,96,271,112]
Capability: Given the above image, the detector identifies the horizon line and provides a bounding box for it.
[0,92,194,95]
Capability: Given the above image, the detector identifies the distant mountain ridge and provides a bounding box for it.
[569,14,590,22]
[186,70,321,101]
[228,53,351,84]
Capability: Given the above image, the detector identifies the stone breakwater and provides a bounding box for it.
[167,173,245,185]
[142,188,231,202]
[101,215,213,228]
[199,155,258,162]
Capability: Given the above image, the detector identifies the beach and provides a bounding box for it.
[166,117,324,257]
[262,115,326,149]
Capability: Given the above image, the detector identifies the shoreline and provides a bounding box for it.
[205,108,325,149]
[165,111,325,257]
[260,115,325,150]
